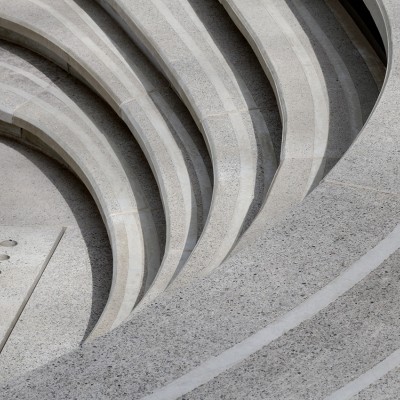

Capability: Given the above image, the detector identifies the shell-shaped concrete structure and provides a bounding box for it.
[0,1,398,399]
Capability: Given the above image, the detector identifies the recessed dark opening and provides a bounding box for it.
[339,0,387,64]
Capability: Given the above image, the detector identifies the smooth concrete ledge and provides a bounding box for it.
[137,0,277,236]
[220,0,328,215]
[0,119,68,168]
[0,48,161,340]
[0,0,201,307]
[149,89,212,239]
[222,0,380,254]
[97,0,277,288]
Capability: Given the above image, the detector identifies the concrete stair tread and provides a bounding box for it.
[97,0,277,288]
[222,0,381,255]
[1,0,399,398]
[0,43,162,339]
[0,0,210,308]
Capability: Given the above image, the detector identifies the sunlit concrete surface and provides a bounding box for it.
[1,1,399,399]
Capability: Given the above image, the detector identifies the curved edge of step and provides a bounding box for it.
[97,0,272,286]
[221,0,382,257]
[0,0,200,306]
[0,61,159,339]
[220,0,331,221]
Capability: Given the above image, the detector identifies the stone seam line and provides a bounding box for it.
[141,221,400,400]
[0,227,66,353]
[324,347,400,399]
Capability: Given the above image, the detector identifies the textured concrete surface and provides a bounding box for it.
[0,0,399,398]
[180,247,400,399]
[2,179,400,398]
[0,137,112,384]
[171,0,282,233]
[352,365,400,400]
[0,225,63,351]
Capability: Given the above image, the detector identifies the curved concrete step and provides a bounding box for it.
[0,0,203,307]
[2,0,400,398]
[170,0,282,237]
[221,0,381,254]
[0,42,162,340]
[70,0,213,238]
[97,0,278,289]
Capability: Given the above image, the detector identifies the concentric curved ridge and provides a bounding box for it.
[1,1,398,399]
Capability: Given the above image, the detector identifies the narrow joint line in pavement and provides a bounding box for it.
[324,178,400,197]
[324,347,400,399]
[141,222,400,400]
[0,227,66,354]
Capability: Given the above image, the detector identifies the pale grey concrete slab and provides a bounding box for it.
[0,0,398,399]
[0,40,166,252]
[170,110,262,285]
[326,0,386,90]
[176,0,279,230]
[184,0,282,158]
[326,78,400,194]
[293,0,380,123]
[11,90,151,339]
[224,0,380,255]
[231,157,315,255]
[149,87,212,237]
[0,137,112,384]
[352,366,400,400]
[0,138,98,228]
[3,181,400,398]
[68,0,212,236]
[0,225,63,352]
[183,245,400,399]
[0,227,108,385]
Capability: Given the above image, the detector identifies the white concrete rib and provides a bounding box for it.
[0,57,161,340]
[0,0,202,314]
[61,0,212,240]
[96,0,277,288]
[222,0,378,254]
[291,0,363,141]
[221,0,329,225]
